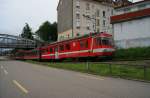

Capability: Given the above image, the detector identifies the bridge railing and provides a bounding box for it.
[0,34,37,48]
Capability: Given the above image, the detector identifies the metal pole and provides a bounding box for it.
[86,61,89,72]
[109,64,112,74]
[83,14,96,33]
[144,66,147,79]
[72,0,74,38]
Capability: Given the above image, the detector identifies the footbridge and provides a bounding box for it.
[0,34,36,48]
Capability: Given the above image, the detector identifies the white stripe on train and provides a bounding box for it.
[42,48,115,57]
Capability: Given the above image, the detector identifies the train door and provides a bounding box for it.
[91,37,94,52]
[55,46,59,59]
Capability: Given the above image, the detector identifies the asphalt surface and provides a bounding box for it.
[0,58,150,98]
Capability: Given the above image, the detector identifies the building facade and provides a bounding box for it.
[111,0,150,48]
[57,0,114,41]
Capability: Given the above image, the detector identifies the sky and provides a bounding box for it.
[0,0,141,36]
[0,0,59,35]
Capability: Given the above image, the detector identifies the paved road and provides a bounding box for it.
[0,58,150,98]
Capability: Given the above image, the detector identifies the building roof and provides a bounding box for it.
[113,0,132,8]
[57,0,114,10]
[46,32,112,46]
[111,8,150,23]
[115,0,150,9]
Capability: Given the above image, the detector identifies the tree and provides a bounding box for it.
[36,21,57,42]
[21,23,34,40]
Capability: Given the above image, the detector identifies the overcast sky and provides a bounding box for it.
[0,0,59,35]
[0,0,141,35]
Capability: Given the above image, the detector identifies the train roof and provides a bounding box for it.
[23,32,112,50]
[47,32,112,46]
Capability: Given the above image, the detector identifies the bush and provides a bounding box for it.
[114,47,150,60]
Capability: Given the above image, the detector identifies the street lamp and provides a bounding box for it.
[83,14,96,33]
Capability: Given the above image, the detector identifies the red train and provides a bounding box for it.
[14,32,115,61]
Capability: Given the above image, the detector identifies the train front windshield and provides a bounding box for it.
[101,37,112,46]
[95,36,113,46]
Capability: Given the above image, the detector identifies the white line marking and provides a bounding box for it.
[78,74,104,81]
[4,69,8,75]
[13,80,29,94]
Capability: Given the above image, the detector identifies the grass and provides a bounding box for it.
[26,60,150,82]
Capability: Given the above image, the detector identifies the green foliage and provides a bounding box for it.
[21,23,34,40]
[114,47,150,60]
[36,21,57,42]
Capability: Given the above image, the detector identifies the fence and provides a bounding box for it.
[45,62,150,81]
[85,62,150,81]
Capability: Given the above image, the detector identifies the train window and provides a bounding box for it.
[59,45,64,51]
[55,47,58,52]
[101,38,111,46]
[102,39,109,45]
[95,37,101,46]
[80,40,88,49]
[42,49,45,53]
[46,49,49,52]
[45,49,48,53]
[65,44,70,50]
[95,37,112,46]
[49,48,53,53]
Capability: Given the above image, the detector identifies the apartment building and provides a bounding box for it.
[57,0,114,41]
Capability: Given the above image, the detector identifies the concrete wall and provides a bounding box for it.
[57,0,73,35]
[58,29,73,41]
[114,1,150,15]
[114,17,150,48]
[115,37,150,49]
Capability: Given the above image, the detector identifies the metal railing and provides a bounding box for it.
[45,61,150,81]
[0,34,36,48]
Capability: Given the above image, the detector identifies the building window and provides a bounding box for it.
[96,9,100,17]
[87,19,90,30]
[86,3,90,10]
[67,34,70,38]
[76,9,80,14]
[96,19,100,26]
[92,4,95,8]
[76,33,80,36]
[111,9,113,15]
[76,20,80,29]
[76,14,80,19]
[103,20,106,27]
[97,28,100,33]
[76,1,80,8]
[76,26,80,29]
[103,11,106,18]
[87,26,90,30]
